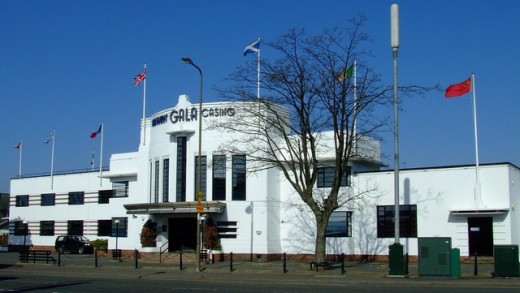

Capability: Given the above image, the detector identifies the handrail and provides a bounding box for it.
[159,241,169,263]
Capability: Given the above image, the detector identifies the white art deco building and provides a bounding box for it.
[8,95,520,260]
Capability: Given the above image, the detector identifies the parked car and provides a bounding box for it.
[55,235,93,254]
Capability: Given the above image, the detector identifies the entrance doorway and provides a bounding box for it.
[168,217,196,252]
[468,217,493,256]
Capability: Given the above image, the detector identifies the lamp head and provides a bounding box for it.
[182,57,193,65]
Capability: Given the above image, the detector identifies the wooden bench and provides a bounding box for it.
[111,249,122,260]
[309,261,329,271]
[19,250,56,264]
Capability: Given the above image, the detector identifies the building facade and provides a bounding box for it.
[8,95,520,259]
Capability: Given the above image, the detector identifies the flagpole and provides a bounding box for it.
[50,130,55,190]
[353,59,358,153]
[256,39,260,100]
[471,73,482,208]
[142,64,147,146]
[99,122,104,186]
[18,139,22,178]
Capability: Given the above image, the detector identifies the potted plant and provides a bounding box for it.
[140,220,157,247]
[203,218,222,263]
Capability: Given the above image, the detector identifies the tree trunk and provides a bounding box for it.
[314,216,328,263]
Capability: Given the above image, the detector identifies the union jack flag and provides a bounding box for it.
[134,69,146,86]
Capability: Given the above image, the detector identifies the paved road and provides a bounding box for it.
[0,252,518,292]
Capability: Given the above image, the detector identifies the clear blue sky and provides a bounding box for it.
[2,0,520,193]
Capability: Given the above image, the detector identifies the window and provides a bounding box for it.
[67,220,84,235]
[377,205,417,238]
[232,155,246,201]
[15,195,29,207]
[154,161,159,203]
[176,137,187,202]
[326,211,352,237]
[14,221,28,236]
[113,181,129,198]
[194,156,207,200]
[97,220,112,236]
[212,155,226,200]
[40,221,55,236]
[163,158,169,202]
[68,192,84,205]
[98,190,112,204]
[112,217,128,237]
[317,166,351,188]
[41,193,55,206]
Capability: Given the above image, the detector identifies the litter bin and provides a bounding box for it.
[450,248,460,278]
[389,243,405,275]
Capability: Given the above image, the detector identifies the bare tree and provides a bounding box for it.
[215,17,430,262]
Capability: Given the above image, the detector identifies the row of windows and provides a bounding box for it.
[14,182,129,207]
[13,218,128,237]
[152,149,247,203]
[325,204,417,239]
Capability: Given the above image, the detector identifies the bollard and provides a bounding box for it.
[230,252,234,272]
[283,253,287,273]
[179,251,183,270]
[134,249,139,269]
[474,252,478,276]
[405,253,409,275]
[58,250,61,266]
[95,248,98,268]
[341,253,345,274]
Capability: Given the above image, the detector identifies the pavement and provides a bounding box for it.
[1,251,519,289]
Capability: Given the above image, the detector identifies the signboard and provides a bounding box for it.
[196,202,204,213]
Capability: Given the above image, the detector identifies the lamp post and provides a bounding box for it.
[182,56,203,273]
[115,219,120,261]
[22,221,28,250]
[389,3,405,276]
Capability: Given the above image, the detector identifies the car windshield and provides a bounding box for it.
[78,236,90,242]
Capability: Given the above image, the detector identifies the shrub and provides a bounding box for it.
[140,220,157,247]
[91,239,108,251]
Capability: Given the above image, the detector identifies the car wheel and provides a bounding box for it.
[78,246,85,254]
[58,246,65,254]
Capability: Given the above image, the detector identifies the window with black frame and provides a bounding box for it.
[98,190,112,204]
[163,158,169,202]
[317,166,351,188]
[326,211,353,237]
[97,220,112,236]
[111,217,128,237]
[40,221,54,236]
[68,192,84,205]
[232,155,246,201]
[113,181,129,198]
[15,195,29,207]
[377,204,417,238]
[41,193,55,206]
[67,220,84,235]
[212,155,226,200]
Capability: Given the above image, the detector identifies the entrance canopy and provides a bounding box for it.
[124,201,226,215]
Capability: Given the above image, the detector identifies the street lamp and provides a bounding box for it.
[389,3,405,276]
[22,220,28,250]
[182,56,203,273]
[115,219,120,261]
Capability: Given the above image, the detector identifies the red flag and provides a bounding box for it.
[90,125,102,139]
[445,77,471,98]
[134,69,146,86]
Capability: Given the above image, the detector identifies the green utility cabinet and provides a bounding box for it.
[418,237,452,276]
[389,243,405,275]
[494,245,519,277]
